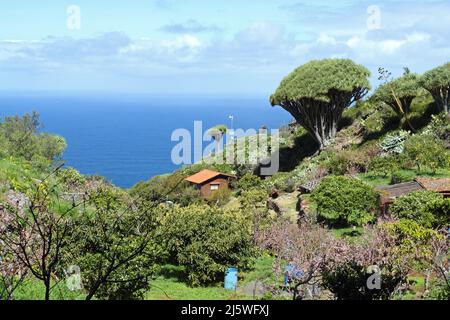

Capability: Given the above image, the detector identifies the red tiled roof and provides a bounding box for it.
[185,169,235,184]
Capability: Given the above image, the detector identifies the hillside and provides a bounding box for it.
[1,61,449,301]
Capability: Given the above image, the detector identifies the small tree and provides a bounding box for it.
[322,221,438,300]
[157,204,255,286]
[404,134,449,172]
[256,220,336,300]
[375,69,420,131]
[419,62,450,114]
[0,183,74,301]
[70,186,159,300]
[270,59,371,149]
[0,202,29,300]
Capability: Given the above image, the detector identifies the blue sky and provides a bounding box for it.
[0,0,449,95]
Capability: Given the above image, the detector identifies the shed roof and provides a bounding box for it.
[185,169,235,184]
[416,177,450,193]
[376,181,423,202]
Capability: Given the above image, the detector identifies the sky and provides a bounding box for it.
[0,0,449,96]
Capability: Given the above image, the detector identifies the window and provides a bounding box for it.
[210,184,220,191]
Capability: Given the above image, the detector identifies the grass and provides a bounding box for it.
[11,278,85,300]
[358,168,450,187]
[146,255,277,301]
[331,227,363,239]
[146,279,247,300]
[394,275,426,300]
[9,257,276,300]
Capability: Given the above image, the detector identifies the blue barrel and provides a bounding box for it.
[224,267,238,290]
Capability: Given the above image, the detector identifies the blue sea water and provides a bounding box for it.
[0,93,291,188]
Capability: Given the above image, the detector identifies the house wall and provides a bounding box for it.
[200,177,229,198]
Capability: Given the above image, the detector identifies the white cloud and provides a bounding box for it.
[346,36,404,54]
[317,33,337,46]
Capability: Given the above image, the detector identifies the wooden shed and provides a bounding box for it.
[185,169,236,198]
[376,177,450,214]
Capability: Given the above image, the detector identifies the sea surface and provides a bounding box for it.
[0,93,291,188]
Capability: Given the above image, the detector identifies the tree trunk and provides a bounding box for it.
[44,278,51,301]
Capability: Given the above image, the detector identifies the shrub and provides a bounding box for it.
[158,204,256,286]
[382,219,441,263]
[390,190,444,228]
[321,262,403,300]
[323,150,367,175]
[57,167,86,190]
[368,156,399,177]
[427,281,450,300]
[404,134,449,172]
[130,174,202,206]
[237,173,263,191]
[311,176,379,227]
[424,197,450,229]
[321,225,407,300]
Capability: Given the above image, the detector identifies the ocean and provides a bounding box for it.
[0,93,292,188]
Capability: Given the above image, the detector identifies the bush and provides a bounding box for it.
[382,219,440,265]
[323,150,367,175]
[424,197,450,229]
[311,176,379,227]
[368,156,399,177]
[158,204,256,286]
[70,186,159,300]
[237,173,263,191]
[57,167,86,190]
[322,221,439,300]
[390,190,444,228]
[427,281,450,300]
[130,174,202,206]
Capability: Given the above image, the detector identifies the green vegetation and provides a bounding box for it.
[390,191,448,228]
[156,204,256,286]
[404,133,449,173]
[1,60,450,301]
[311,176,379,227]
[419,62,450,114]
[0,112,66,163]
